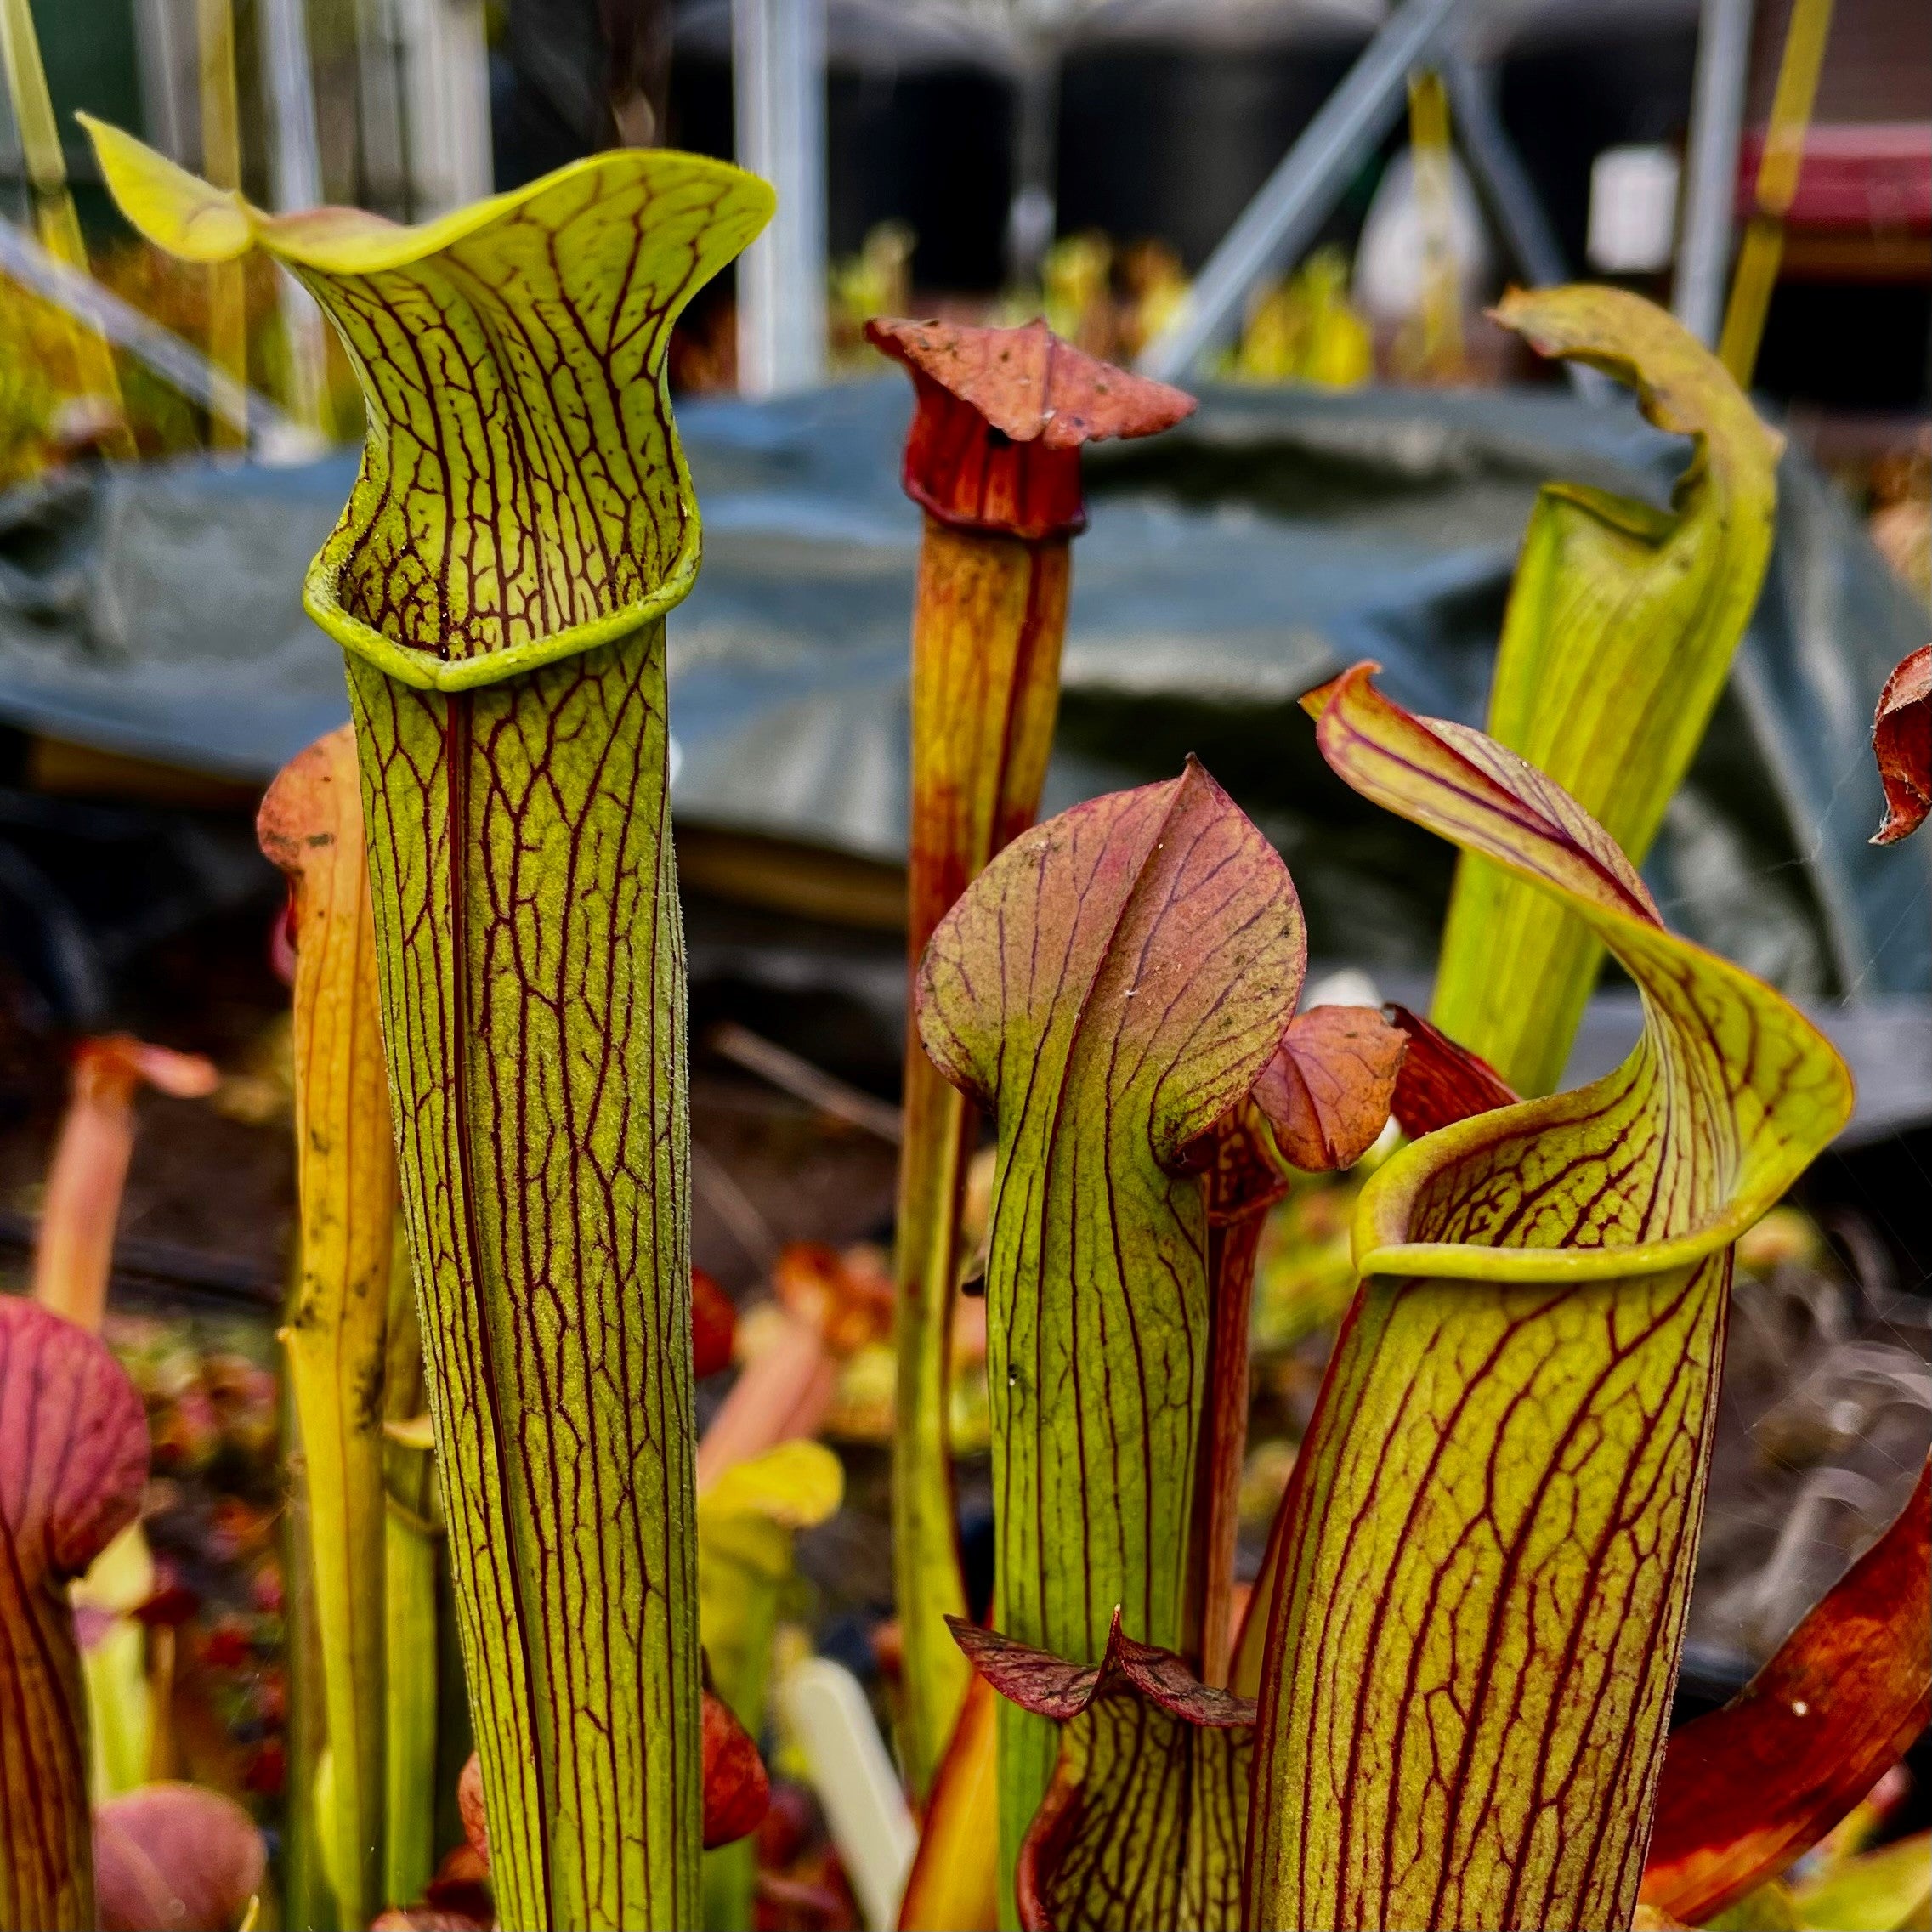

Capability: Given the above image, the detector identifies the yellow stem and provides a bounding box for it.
[1408,71,1464,382]
[262,726,397,1930]
[280,1397,339,1932]
[195,0,248,452]
[1719,0,1836,386]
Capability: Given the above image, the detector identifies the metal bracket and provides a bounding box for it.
[1136,0,1468,382]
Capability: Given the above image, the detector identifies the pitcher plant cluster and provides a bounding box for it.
[0,116,1923,1932]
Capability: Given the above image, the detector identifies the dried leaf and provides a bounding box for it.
[1872,643,1931,845]
[865,318,1193,450]
[1252,1004,1405,1170]
[866,318,1193,539]
[950,1626,1100,1725]
[955,1618,1253,1731]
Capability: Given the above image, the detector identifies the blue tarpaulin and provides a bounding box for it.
[1,377,1925,1003]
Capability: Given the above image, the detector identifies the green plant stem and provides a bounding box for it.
[281,1394,340,1932]
[349,636,698,1930]
[382,1512,439,1906]
[893,522,1069,1800]
[382,1221,439,1912]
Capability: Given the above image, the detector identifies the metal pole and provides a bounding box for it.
[353,0,410,218]
[1442,57,1566,289]
[260,0,322,209]
[394,0,493,218]
[258,0,332,433]
[1444,56,1612,404]
[196,0,249,455]
[1006,33,1060,288]
[131,0,195,165]
[1717,0,1832,384]
[733,0,826,398]
[1675,0,1754,347]
[1137,0,1465,382]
